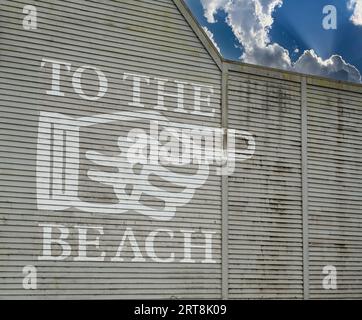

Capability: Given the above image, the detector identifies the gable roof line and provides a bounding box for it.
[172,0,223,71]
[174,0,362,93]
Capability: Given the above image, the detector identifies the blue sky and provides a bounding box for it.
[184,0,362,83]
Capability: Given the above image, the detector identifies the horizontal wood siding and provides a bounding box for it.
[0,0,222,299]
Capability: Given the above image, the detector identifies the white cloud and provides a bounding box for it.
[202,26,221,53]
[241,43,291,70]
[200,0,229,23]
[200,0,361,83]
[348,0,362,26]
[200,0,289,68]
[294,50,361,83]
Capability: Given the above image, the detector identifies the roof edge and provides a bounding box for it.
[226,59,362,94]
[172,0,223,71]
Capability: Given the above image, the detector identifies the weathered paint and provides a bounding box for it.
[0,0,361,300]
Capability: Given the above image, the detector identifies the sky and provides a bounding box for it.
[184,0,362,83]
